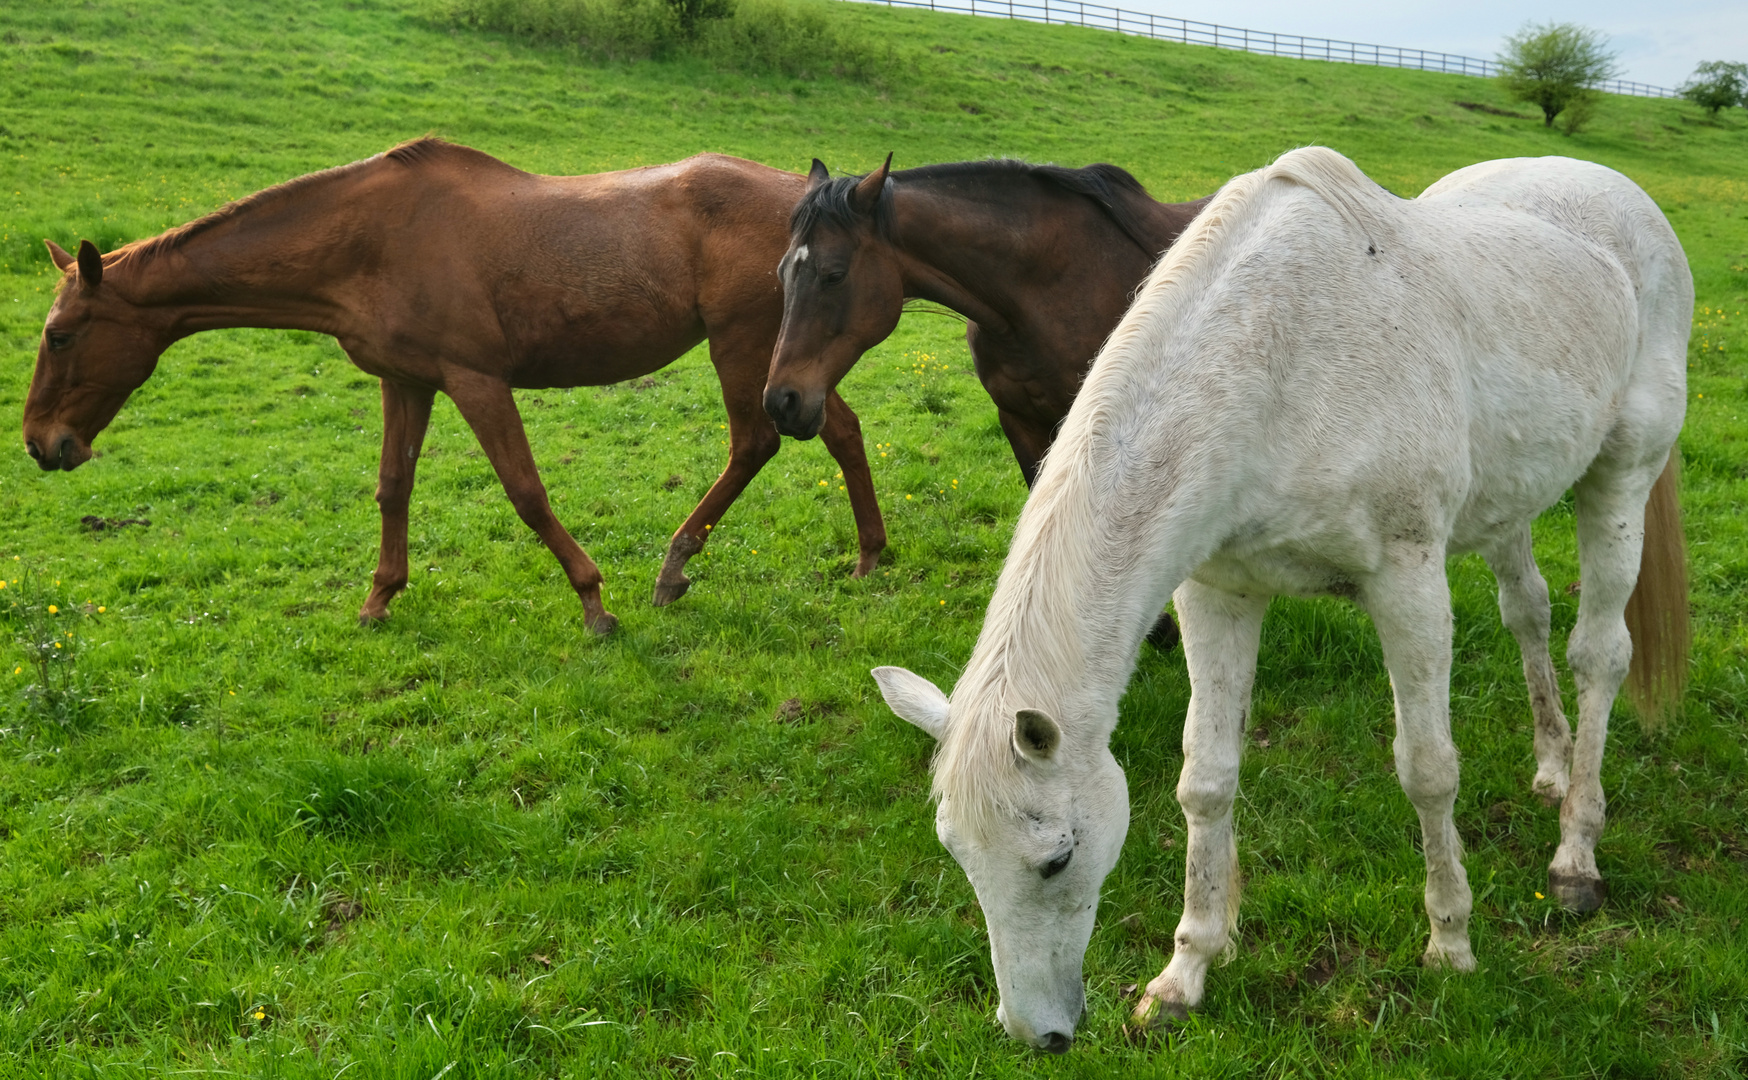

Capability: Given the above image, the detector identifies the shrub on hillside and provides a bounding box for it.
[1496,21,1620,133]
[1681,61,1748,116]
[431,0,887,78]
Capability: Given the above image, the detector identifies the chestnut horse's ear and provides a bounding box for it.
[45,240,76,272]
[849,152,893,216]
[807,158,831,190]
[76,240,104,288]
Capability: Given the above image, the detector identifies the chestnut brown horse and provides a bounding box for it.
[23,138,887,634]
[766,155,1208,644]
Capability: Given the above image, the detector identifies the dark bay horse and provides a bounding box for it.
[765,155,1208,644]
[24,138,888,634]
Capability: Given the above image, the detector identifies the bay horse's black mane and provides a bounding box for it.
[789,158,1160,254]
[122,138,497,264]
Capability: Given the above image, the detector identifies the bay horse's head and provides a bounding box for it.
[766,155,902,439]
[24,240,169,471]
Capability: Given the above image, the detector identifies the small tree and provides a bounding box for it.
[1497,22,1621,130]
[1681,61,1748,116]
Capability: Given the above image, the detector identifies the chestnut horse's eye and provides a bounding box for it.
[46,331,73,351]
[1041,850,1073,880]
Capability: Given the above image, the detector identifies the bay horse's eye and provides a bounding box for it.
[1041,850,1073,880]
[822,270,847,287]
[46,331,73,351]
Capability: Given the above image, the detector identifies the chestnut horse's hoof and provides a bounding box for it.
[1145,611,1181,652]
[358,608,389,627]
[1549,870,1607,913]
[851,550,882,578]
[587,610,619,636]
[651,577,690,607]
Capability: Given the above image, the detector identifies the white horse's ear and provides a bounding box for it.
[1013,709,1062,763]
[872,666,949,741]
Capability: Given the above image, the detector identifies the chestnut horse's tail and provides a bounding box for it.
[1623,449,1689,730]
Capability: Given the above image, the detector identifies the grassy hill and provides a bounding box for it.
[2,1,1746,1076]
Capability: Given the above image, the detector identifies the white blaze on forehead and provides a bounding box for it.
[794,244,811,264]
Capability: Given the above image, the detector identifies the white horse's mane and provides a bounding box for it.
[931,148,1396,836]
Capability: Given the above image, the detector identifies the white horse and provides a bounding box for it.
[872,147,1690,1052]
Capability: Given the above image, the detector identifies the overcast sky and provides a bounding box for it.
[1108,1,1748,88]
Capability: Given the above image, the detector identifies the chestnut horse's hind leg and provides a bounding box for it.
[359,379,436,624]
[654,331,783,606]
[816,392,886,577]
[444,370,618,635]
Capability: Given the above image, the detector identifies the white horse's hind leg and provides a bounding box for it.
[1551,463,1658,912]
[1364,553,1475,971]
[1482,528,1573,805]
[1132,581,1267,1029]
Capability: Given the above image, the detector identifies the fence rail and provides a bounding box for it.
[842,0,1680,98]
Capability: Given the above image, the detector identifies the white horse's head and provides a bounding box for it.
[872,665,1130,1053]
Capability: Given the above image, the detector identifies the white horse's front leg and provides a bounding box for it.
[1133,581,1267,1028]
[1365,553,1475,971]
[1483,528,1573,805]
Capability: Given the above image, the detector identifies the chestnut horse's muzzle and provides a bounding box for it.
[24,431,89,472]
[763,384,826,440]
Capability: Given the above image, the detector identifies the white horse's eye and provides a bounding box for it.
[1041,850,1073,880]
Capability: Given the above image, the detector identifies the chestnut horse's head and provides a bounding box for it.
[766,155,905,439]
[24,240,169,471]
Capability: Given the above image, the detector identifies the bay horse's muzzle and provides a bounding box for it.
[763,384,826,440]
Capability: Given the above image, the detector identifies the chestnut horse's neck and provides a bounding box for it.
[883,164,1206,334]
[104,143,473,341]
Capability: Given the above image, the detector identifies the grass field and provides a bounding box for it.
[3,0,1747,1075]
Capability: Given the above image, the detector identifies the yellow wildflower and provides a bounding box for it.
[47,605,58,614]
[1535,892,1544,900]
[97,606,105,613]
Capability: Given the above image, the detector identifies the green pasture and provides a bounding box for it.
[2,0,1747,1075]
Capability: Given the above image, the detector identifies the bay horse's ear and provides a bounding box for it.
[76,240,104,288]
[849,152,893,216]
[45,240,76,273]
[1013,708,1062,764]
[872,665,950,741]
[807,158,831,190]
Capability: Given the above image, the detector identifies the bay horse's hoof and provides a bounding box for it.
[586,610,619,636]
[852,550,882,578]
[651,578,690,607]
[1548,870,1607,913]
[1145,611,1181,652]
[358,609,389,627]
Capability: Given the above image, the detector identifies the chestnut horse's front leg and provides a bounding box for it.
[816,391,887,578]
[654,328,783,606]
[360,379,436,624]
[444,368,617,635]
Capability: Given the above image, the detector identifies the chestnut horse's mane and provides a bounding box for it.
[789,158,1161,255]
[120,138,504,264]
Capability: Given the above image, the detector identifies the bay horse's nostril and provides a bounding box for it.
[763,385,801,428]
[25,439,43,461]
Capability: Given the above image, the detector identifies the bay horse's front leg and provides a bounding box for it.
[1132,581,1266,1030]
[444,370,617,635]
[816,392,886,577]
[360,379,436,624]
[654,330,782,606]
[1364,552,1475,970]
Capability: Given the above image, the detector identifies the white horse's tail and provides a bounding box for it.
[1623,449,1689,729]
